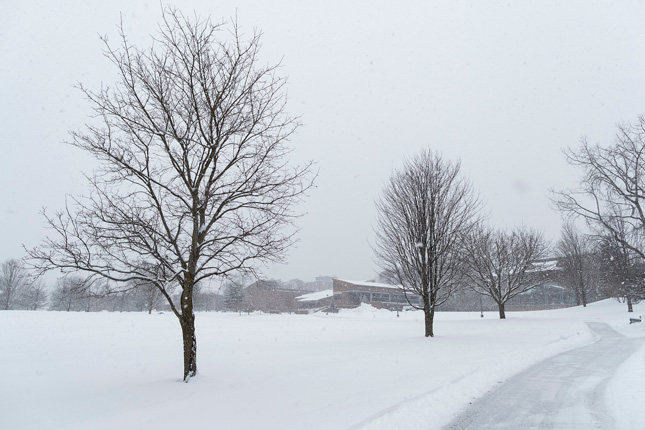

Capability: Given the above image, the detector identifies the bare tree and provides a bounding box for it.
[552,116,645,261]
[135,280,166,314]
[28,7,313,381]
[374,149,481,337]
[0,259,31,310]
[554,223,597,307]
[463,226,548,319]
[25,280,49,310]
[49,276,92,312]
[596,217,645,312]
[192,284,219,311]
[109,289,137,313]
[223,280,246,313]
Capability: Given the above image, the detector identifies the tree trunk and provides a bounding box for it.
[627,296,633,313]
[580,282,587,307]
[423,295,434,337]
[498,301,506,319]
[574,289,581,306]
[181,312,197,381]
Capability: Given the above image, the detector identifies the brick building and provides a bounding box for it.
[295,289,333,312]
[245,278,517,314]
[331,279,421,311]
[245,280,308,313]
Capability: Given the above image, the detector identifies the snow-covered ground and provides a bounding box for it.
[1,300,643,430]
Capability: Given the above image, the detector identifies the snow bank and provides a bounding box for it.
[0,299,640,430]
[336,302,395,317]
[606,344,645,429]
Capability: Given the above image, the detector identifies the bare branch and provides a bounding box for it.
[463,225,548,318]
[27,6,314,381]
[551,116,645,260]
[374,149,482,337]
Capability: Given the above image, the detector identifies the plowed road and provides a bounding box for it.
[443,322,643,430]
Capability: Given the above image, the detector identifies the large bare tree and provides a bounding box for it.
[374,149,481,337]
[29,8,313,381]
[552,116,645,261]
[463,226,548,319]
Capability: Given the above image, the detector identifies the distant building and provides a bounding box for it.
[330,259,579,313]
[332,279,421,311]
[245,280,308,313]
[295,289,333,312]
[293,279,422,313]
[251,260,581,315]
[505,257,588,310]
[275,276,334,293]
[506,283,578,311]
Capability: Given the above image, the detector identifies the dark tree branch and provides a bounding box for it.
[27,6,314,381]
[374,149,482,337]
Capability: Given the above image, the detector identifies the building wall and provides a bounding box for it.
[332,279,421,310]
[245,281,308,313]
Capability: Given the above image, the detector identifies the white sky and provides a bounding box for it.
[2,0,645,283]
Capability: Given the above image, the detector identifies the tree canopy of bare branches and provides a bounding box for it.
[25,280,48,311]
[463,226,548,319]
[28,7,313,381]
[49,276,94,312]
[134,279,166,315]
[597,217,645,312]
[552,116,645,261]
[554,223,598,307]
[223,279,246,313]
[0,259,32,310]
[374,149,481,337]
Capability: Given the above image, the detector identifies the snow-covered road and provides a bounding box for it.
[443,323,644,430]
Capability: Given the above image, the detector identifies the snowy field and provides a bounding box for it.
[2,300,644,430]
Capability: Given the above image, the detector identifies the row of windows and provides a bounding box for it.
[350,291,420,305]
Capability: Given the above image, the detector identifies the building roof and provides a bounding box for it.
[335,279,401,289]
[296,289,333,302]
[528,259,561,272]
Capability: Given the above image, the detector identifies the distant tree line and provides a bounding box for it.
[1,259,327,314]
[0,258,226,313]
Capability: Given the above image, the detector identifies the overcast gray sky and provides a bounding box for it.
[2,0,645,283]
